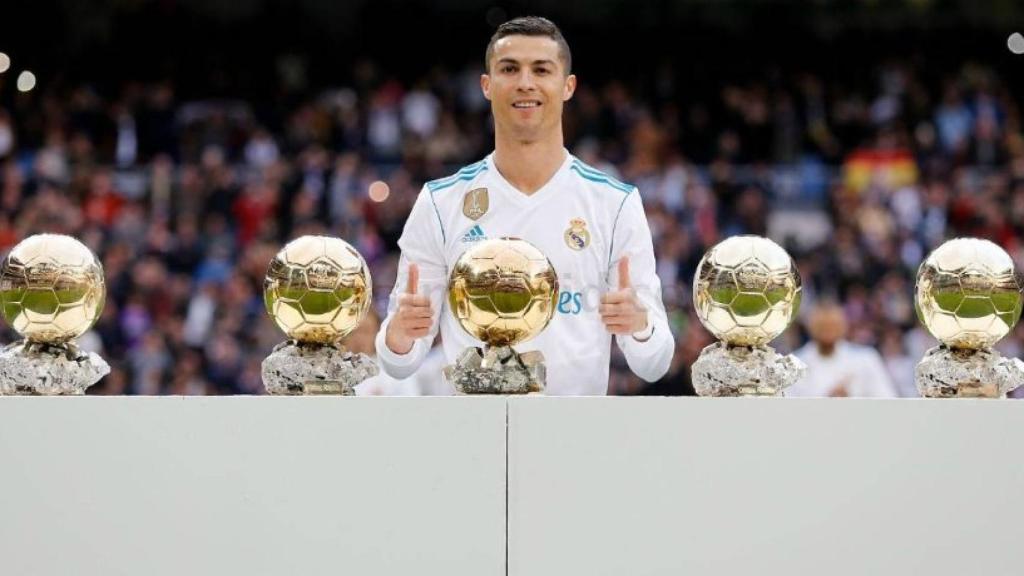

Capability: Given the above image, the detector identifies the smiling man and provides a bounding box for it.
[375,16,674,394]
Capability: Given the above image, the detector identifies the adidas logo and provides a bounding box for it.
[461,224,487,243]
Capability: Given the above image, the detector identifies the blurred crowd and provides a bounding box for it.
[1,57,1023,396]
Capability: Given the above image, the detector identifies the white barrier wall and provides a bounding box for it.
[507,397,1024,576]
[0,397,507,576]
[3,397,1024,576]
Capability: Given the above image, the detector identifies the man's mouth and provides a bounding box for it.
[512,101,541,109]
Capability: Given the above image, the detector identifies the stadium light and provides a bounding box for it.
[368,180,390,202]
[16,71,36,92]
[1010,32,1024,54]
[0,53,10,74]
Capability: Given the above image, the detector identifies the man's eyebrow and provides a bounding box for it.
[496,57,558,67]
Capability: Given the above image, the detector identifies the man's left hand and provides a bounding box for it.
[600,257,648,335]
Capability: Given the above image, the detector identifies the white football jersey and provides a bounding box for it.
[789,341,898,398]
[375,151,674,395]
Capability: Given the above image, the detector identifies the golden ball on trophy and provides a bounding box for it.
[263,235,372,344]
[915,238,1023,350]
[693,235,801,347]
[448,237,558,347]
[0,234,106,343]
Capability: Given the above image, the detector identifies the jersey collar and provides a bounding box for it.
[487,149,573,207]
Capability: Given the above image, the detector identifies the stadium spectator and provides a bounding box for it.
[788,303,898,398]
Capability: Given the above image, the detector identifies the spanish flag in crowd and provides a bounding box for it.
[842,149,918,193]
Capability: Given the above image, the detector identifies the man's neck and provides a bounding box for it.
[493,135,566,196]
[816,342,837,357]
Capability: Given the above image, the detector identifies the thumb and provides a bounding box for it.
[406,263,419,295]
[617,257,631,290]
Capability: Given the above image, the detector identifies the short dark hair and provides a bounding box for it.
[485,16,572,75]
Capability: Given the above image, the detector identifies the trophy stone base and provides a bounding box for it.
[915,345,1024,398]
[261,340,378,395]
[691,341,805,397]
[443,346,545,394]
[0,340,110,395]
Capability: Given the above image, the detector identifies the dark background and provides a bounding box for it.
[3,0,1023,101]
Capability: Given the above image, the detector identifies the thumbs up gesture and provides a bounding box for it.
[385,263,435,354]
[600,257,649,336]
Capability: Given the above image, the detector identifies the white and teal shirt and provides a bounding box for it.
[375,151,675,395]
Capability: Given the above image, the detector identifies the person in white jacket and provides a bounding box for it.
[374,16,674,395]
[789,303,897,398]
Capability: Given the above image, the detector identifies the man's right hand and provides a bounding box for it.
[828,376,852,398]
[385,263,435,355]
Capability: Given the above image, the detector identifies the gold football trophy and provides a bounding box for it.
[0,234,109,394]
[444,237,558,394]
[915,238,1024,398]
[261,235,378,394]
[691,235,804,396]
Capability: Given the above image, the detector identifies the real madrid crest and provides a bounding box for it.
[564,217,591,251]
[463,188,489,220]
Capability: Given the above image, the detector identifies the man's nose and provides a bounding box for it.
[516,70,537,91]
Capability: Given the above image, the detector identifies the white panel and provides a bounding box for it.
[508,397,1024,576]
[0,397,506,576]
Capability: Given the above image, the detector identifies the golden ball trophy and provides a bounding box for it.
[0,234,109,394]
[444,237,558,394]
[915,238,1024,398]
[261,235,378,395]
[691,235,804,396]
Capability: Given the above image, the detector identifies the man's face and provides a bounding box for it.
[481,35,576,142]
[809,308,847,348]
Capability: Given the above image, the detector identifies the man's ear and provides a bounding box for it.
[480,74,492,101]
[563,74,577,101]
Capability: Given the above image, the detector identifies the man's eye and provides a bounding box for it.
[502,66,516,73]
[535,68,550,75]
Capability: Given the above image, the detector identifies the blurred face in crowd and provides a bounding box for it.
[481,35,576,144]
[807,305,847,353]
